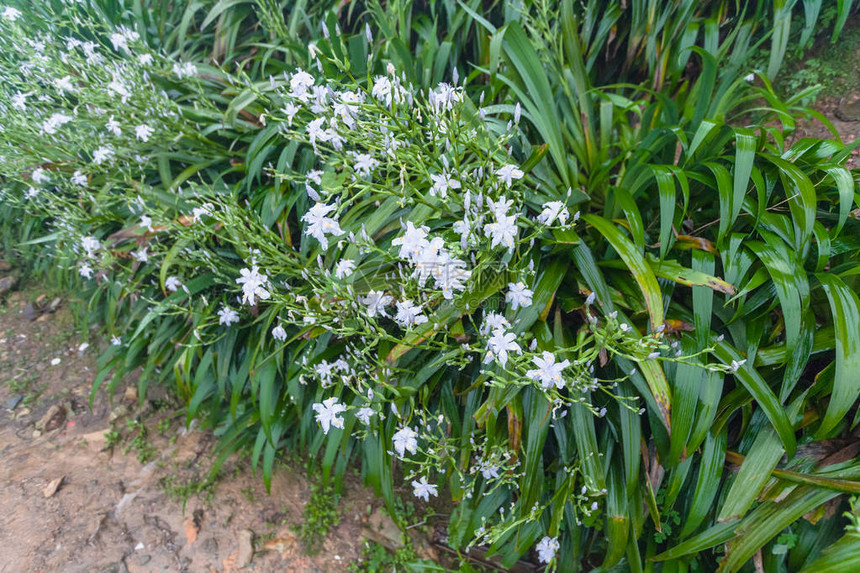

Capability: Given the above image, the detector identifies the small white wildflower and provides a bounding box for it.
[495,164,524,187]
[483,330,522,368]
[537,201,569,226]
[301,202,344,249]
[132,248,149,263]
[356,407,374,425]
[411,476,438,502]
[526,351,571,390]
[92,146,114,165]
[2,6,22,20]
[236,266,270,306]
[334,259,355,279]
[80,236,100,258]
[165,276,182,292]
[135,124,154,142]
[312,397,346,434]
[361,290,393,318]
[218,306,240,326]
[394,299,428,328]
[505,282,533,310]
[392,426,418,457]
[106,116,121,136]
[536,536,559,564]
[31,168,49,184]
[272,325,287,341]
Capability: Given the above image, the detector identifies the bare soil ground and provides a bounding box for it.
[0,287,381,573]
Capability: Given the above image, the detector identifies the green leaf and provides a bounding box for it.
[681,430,727,538]
[799,533,860,573]
[713,340,797,458]
[584,214,664,330]
[815,273,860,437]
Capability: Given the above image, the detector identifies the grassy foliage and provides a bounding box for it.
[2,0,860,571]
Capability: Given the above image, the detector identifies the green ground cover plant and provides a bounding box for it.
[2,1,860,571]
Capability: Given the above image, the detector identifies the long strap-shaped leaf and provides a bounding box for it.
[815,273,860,438]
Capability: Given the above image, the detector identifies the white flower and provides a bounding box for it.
[536,536,559,564]
[362,290,393,318]
[483,210,518,251]
[140,215,154,232]
[526,351,571,390]
[55,75,75,93]
[506,282,533,310]
[2,6,21,20]
[372,76,395,106]
[191,205,211,223]
[24,187,38,199]
[730,359,746,373]
[429,82,462,114]
[11,93,26,111]
[334,91,362,128]
[315,360,336,386]
[42,113,73,135]
[111,336,122,346]
[71,171,87,186]
[480,312,511,336]
[429,171,460,198]
[495,164,524,187]
[31,168,49,185]
[107,78,130,101]
[172,61,197,79]
[218,306,239,326]
[106,116,121,136]
[352,152,379,177]
[236,266,270,306]
[355,407,374,425]
[584,292,596,306]
[484,330,522,368]
[391,221,430,261]
[138,53,154,65]
[80,236,100,258]
[537,201,569,226]
[92,146,114,165]
[272,325,287,341]
[477,459,500,480]
[282,102,300,126]
[452,218,471,248]
[744,73,755,82]
[301,202,344,249]
[79,264,94,279]
[411,476,438,502]
[165,276,182,292]
[110,32,129,51]
[335,259,355,279]
[394,300,428,328]
[312,397,346,434]
[132,248,149,263]
[289,69,315,101]
[135,124,154,142]
[393,426,418,457]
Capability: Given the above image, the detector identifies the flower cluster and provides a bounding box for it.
[0,9,732,567]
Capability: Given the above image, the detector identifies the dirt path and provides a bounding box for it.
[0,288,379,573]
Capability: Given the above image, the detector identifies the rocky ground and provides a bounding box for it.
[0,280,401,573]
